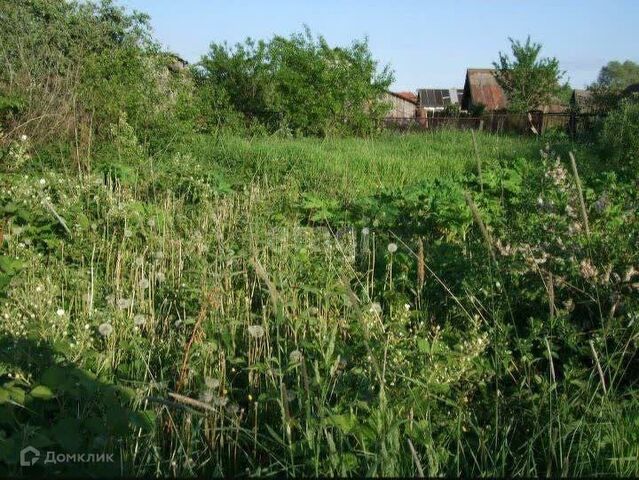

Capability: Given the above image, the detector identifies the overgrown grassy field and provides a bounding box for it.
[1,130,638,477]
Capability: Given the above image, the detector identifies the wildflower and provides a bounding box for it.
[20,134,28,142]
[138,278,150,290]
[536,197,544,207]
[35,285,43,293]
[39,178,46,186]
[56,308,65,317]
[404,303,411,311]
[117,298,132,310]
[580,259,598,280]
[369,302,382,314]
[98,323,113,337]
[248,325,265,339]
[133,314,146,326]
[387,243,398,254]
[563,298,575,312]
[289,350,303,363]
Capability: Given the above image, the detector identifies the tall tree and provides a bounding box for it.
[595,60,639,90]
[493,36,563,112]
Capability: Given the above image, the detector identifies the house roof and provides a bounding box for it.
[388,91,418,104]
[417,88,463,109]
[463,69,508,111]
[571,89,594,112]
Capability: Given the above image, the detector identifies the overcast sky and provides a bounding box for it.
[121,0,638,91]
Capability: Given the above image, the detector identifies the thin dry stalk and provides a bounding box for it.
[407,438,425,477]
[545,337,556,384]
[176,290,215,392]
[471,129,484,193]
[589,340,607,395]
[417,236,425,290]
[569,152,590,236]
[464,191,496,262]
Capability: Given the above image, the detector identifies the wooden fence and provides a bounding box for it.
[384,112,602,137]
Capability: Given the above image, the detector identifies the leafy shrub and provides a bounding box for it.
[599,97,639,168]
[196,27,394,136]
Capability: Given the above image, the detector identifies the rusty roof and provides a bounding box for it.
[463,69,508,111]
[388,91,418,104]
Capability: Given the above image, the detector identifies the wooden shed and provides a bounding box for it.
[461,69,508,112]
[383,91,418,119]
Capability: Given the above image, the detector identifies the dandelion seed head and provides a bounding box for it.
[361,227,370,236]
[56,308,65,317]
[116,298,132,310]
[98,323,113,337]
[248,324,265,339]
[369,302,382,314]
[138,278,150,289]
[205,377,220,389]
[289,350,303,363]
[200,391,214,403]
[387,243,398,254]
[133,314,146,326]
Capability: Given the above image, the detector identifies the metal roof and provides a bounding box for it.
[417,88,463,108]
[462,69,508,111]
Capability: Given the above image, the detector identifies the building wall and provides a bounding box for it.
[383,93,417,118]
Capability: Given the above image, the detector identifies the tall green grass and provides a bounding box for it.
[186,131,541,201]
[1,130,637,477]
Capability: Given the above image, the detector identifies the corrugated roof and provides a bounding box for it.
[463,69,508,111]
[417,88,463,108]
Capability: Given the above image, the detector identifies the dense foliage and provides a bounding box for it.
[596,60,639,90]
[599,96,639,167]
[196,28,393,136]
[493,36,563,112]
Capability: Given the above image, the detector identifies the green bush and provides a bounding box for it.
[599,96,639,167]
[196,27,394,136]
